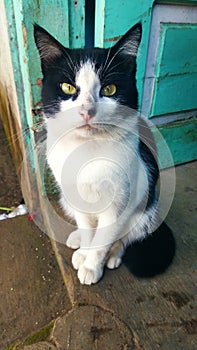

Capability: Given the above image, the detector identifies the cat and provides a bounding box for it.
[34,23,159,285]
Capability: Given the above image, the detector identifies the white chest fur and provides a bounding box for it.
[47,118,148,219]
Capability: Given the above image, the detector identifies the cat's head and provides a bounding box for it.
[34,23,142,138]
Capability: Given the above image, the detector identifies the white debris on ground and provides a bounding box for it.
[0,204,28,220]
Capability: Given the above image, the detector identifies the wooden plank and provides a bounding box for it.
[0,83,22,172]
[0,3,22,166]
[68,0,85,48]
[4,0,36,168]
[150,23,197,116]
[155,24,197,77]
[94,0,105,48]
[2,0,48,215]
[0,0,36,211]
[151,73,197,116]
[155,119,197,168]
[157,0,197,4]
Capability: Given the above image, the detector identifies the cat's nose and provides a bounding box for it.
[80,107,96,122]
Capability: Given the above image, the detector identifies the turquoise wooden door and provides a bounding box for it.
[95,0,197,167]
[3,0,197,170]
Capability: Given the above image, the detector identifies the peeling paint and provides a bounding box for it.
[36,78,42,87]
[22,23,27,48]
[104,35,122,43]
[31,78,42,87]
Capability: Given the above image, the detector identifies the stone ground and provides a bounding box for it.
[0,117,196,349]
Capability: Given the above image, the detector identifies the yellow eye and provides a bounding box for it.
[102,84,116,96]
[61,82,76,95]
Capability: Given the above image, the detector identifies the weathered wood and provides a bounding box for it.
[0,83,22,170]
[0,2,34,213]
[152,73,197,116]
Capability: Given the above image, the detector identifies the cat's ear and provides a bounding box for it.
[34,24,64,66]
[113,23,142,57]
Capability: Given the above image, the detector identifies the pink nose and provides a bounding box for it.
[80,113,90,122]
[79,107,96,122]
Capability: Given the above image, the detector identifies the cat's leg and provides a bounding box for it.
[71,212,95,270]
[77,207,119,284]
[106,210,153,269]
[106,206,158,269]
[106,240,125,269]
[66,230,81,249]
[66,211,94,249]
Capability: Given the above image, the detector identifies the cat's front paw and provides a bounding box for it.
[78,264,103,285]
[106,240,124,269]
[72,249,87,270]
[66,229,81,249]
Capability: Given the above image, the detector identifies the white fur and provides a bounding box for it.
[46,62,156,285]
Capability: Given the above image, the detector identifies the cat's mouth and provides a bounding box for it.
[75,123,106,137]
[77,124,93,130]
[76,123,100,131]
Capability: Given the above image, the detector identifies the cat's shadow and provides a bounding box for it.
[123,222,176,278]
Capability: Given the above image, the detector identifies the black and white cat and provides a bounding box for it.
[34,23,159,285]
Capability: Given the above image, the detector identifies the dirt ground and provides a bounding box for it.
[0,119,70,349]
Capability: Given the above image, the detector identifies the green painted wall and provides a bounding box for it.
[95,0,154,106]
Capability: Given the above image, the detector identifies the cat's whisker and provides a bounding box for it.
[101,46,126,76]
[104,61,126,75]
[7,126,32,146]
[4,118,46,148]
[104,122,157,156]
[45,65,73,80]
[62,50,76,72]
[100,45,113,76]
[41,100,62,114]
[104,71,125,78]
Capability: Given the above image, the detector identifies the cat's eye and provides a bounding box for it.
[61,82,76,95]
[101,84,117,97]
